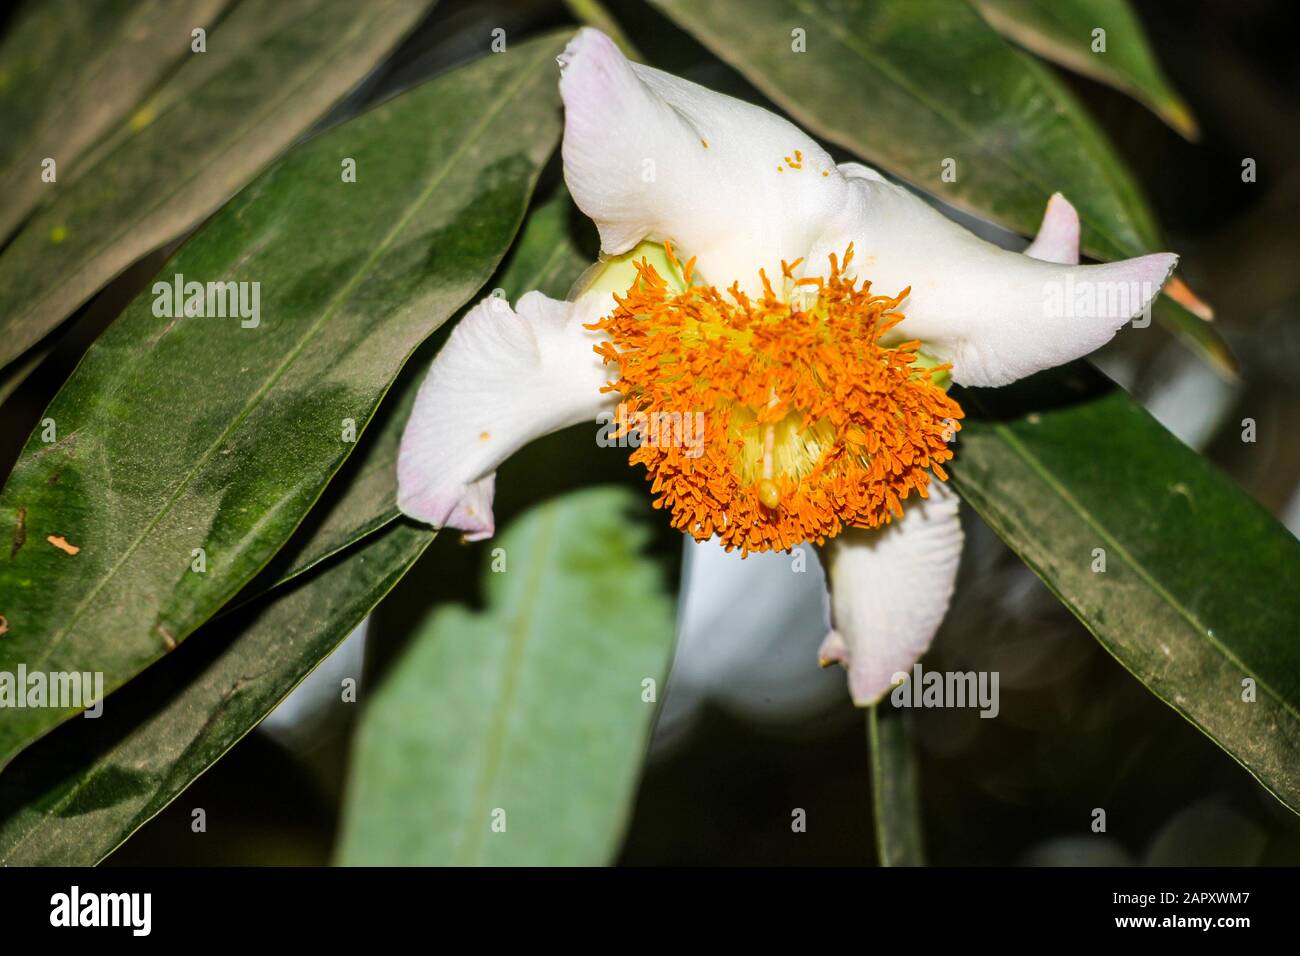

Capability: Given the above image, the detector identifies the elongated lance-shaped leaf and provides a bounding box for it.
[337,488,677,866]
[0,0,234,242]
[949,363,1300,815]
[868,706,926,866]
[0,32,570,770]
[251,189,594,592]
[0,0,438,372]
[973,0,1198,139]
[647,0,1231,369]
[0,520,433,866]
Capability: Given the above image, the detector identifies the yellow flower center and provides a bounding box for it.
[590,244,963,554]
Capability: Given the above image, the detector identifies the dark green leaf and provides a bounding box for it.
[0,0,234,241]
[973,0,1198,139]
[0,32,569,769]
[0,520,432,866]
[336,488,677,866]
[251,188,593,592]
[0,0,437,370]
[868,706,926,866]
[950,364,1300,815]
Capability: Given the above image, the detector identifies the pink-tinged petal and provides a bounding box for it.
[811,171,1178,387]
[558,27,854,293]
[441,474,496,541]
[817,630,849,667]
[821,482,963,706]
[1024,192,1081,265]
[397,291,613,536]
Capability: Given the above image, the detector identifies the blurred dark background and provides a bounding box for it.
[4,0,1294,865]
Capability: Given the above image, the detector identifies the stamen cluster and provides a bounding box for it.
[590,246,963,554]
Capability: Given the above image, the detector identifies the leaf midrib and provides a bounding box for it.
[455,506,560,866]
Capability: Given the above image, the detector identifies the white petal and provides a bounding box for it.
[396,290,613,538]
[820,482,963,706]
[1023,192,1081,265]
[558,27,854,292]
[810,172,1178,387]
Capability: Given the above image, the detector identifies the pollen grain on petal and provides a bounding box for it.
[590,249,963,554]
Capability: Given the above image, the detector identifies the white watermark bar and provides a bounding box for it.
[50,886,151,936]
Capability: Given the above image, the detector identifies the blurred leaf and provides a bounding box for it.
[648,0,1233,369]
[0,520,432,866]
[247,188,593,592]
[973,0,1198,139]
[0,0,233,242]
[950,363,1300,815]
[0,0,437,371]
[1157,297,1239,381]
[868,706,926,866]
[0,32,569,770]
[337,488,676,866]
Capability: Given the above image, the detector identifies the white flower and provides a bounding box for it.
[397,29,1176,705]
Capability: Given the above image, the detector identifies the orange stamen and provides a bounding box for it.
[590,248,964,554]
[663,239,679,274]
